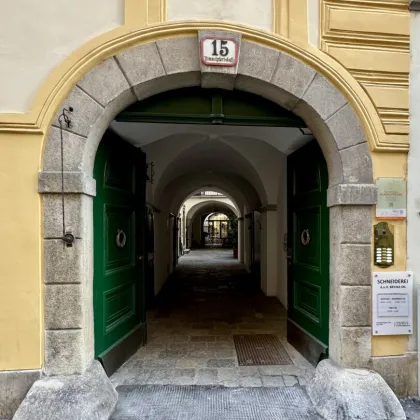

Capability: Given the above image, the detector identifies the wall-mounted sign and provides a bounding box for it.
[200,37,239,67]
[376,177,406,220]
[372,271,413,335]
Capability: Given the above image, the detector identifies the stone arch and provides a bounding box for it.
[153,137,269,209]
[39,33,377,377]
[187,201,239,222]
[160,172,261,217]
[180,187,241,216]
[185,200,239,249]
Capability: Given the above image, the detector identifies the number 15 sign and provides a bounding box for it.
[200,37,239,67]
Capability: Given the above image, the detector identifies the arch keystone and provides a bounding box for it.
[198,31,242,90]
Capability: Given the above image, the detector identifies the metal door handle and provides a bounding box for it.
[137,255,143,261]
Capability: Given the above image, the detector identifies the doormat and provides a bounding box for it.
[111,385,322,420]
[233,334,293,366]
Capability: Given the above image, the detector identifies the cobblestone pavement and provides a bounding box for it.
[111,249,315,388]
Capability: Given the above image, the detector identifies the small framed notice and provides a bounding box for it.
[376,177,406,220]
[200,37,239,67]
[372,271,413,335]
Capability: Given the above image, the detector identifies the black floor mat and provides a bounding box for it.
[233,334,293,366]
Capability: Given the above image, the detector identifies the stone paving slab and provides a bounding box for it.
[111,249,315,388]
[110,385,323,420]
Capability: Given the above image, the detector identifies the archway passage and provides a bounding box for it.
[89,84,331,385]
[183,196,238,250]
[40,34,376,384]
[202,212,232,248]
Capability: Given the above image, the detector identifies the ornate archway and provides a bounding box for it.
[39,31,376,378]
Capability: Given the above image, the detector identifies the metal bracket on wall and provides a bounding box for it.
[58,107,75,247]
[147,161,155,184]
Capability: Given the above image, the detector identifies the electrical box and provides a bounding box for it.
[374,222,394,268]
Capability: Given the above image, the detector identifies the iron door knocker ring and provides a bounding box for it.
[300,229,311,246]
[116,229,127,248]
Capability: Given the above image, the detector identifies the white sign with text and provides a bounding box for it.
[200,37,238,67]
[372,271,413,335]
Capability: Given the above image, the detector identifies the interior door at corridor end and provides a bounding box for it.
[93,130,147,375]
[287,140,329,361]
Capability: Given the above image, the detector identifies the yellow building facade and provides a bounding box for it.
[0,0,417,418]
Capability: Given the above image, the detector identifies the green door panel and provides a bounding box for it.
[94,130,147,359]
[287,140,329,346]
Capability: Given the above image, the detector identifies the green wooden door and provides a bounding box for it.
[287,140,329,346]
[93,130,147,363]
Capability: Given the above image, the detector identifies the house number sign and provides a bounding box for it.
[200,37,239,67]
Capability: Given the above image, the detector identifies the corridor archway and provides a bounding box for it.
[185,199,238,249]
[40,32,376,378]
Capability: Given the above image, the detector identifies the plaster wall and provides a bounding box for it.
[0,0,124,112]
[0,133,43,370]
[220,138,284,204]
[307,0,320,47]
[142,135,210,203]
[167,0,272,33]
[0,0,316,113]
